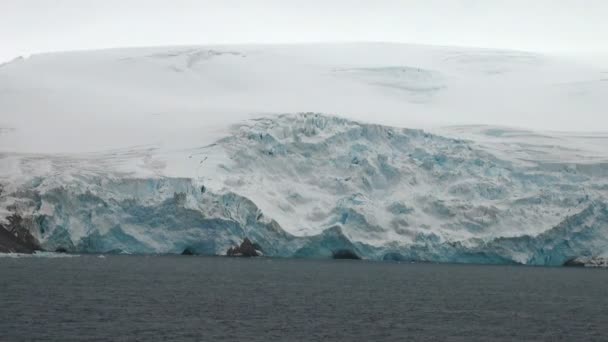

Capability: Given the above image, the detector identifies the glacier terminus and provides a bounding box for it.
[2,113,607,265]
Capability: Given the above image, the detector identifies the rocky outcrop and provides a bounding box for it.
[563,258,585,267]
[226,238,261,257]
[332,249,361,260]
[563,256,608,268]
[382,252,408,262]
[0,214,41,254]
[181,247,196,255]
[0,227,36,253]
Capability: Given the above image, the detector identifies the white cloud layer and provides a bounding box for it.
[1,0,607,65]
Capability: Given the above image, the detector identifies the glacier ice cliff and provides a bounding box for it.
[1,113,607,264]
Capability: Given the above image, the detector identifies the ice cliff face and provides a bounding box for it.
[1,113,607,264]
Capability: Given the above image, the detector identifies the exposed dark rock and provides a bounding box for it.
[104,249,125,255]
[332,249,361,260]
[55,247,68,253]
[563,257,586,267]
[0,226,36,253]
[181,247,196,255]
[6,214,40,250]
[563,256,608,268]
[226,238,260,257]
[0,214,41,254]
[383,252,407,261]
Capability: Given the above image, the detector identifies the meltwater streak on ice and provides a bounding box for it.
[1,113,607,265]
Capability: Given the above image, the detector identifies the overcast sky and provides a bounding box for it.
[1,0,607,65]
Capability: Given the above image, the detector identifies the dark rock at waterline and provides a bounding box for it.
[181,247,196,256]
[0,227,35,253]
[104,249,126,255]
[563,256,608,268]
[227,238,260,257]
[0,214,41,254]
[563,257,586,267]
[383,252,408,262]
[55,247,68,253]
[332,249,361,260]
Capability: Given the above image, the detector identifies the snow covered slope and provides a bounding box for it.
[0,44,607,264]
[1,43,606,153]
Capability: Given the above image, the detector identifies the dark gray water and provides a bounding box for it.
[1,256,607,342]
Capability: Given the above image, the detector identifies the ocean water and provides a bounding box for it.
[1,256,607,341]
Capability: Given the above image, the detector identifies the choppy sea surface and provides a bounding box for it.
[1,255,607,341]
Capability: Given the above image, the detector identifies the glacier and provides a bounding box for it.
[1,43,607,264]
[1,113,607,265]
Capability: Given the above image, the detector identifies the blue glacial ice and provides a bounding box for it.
[1,113,607,264]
